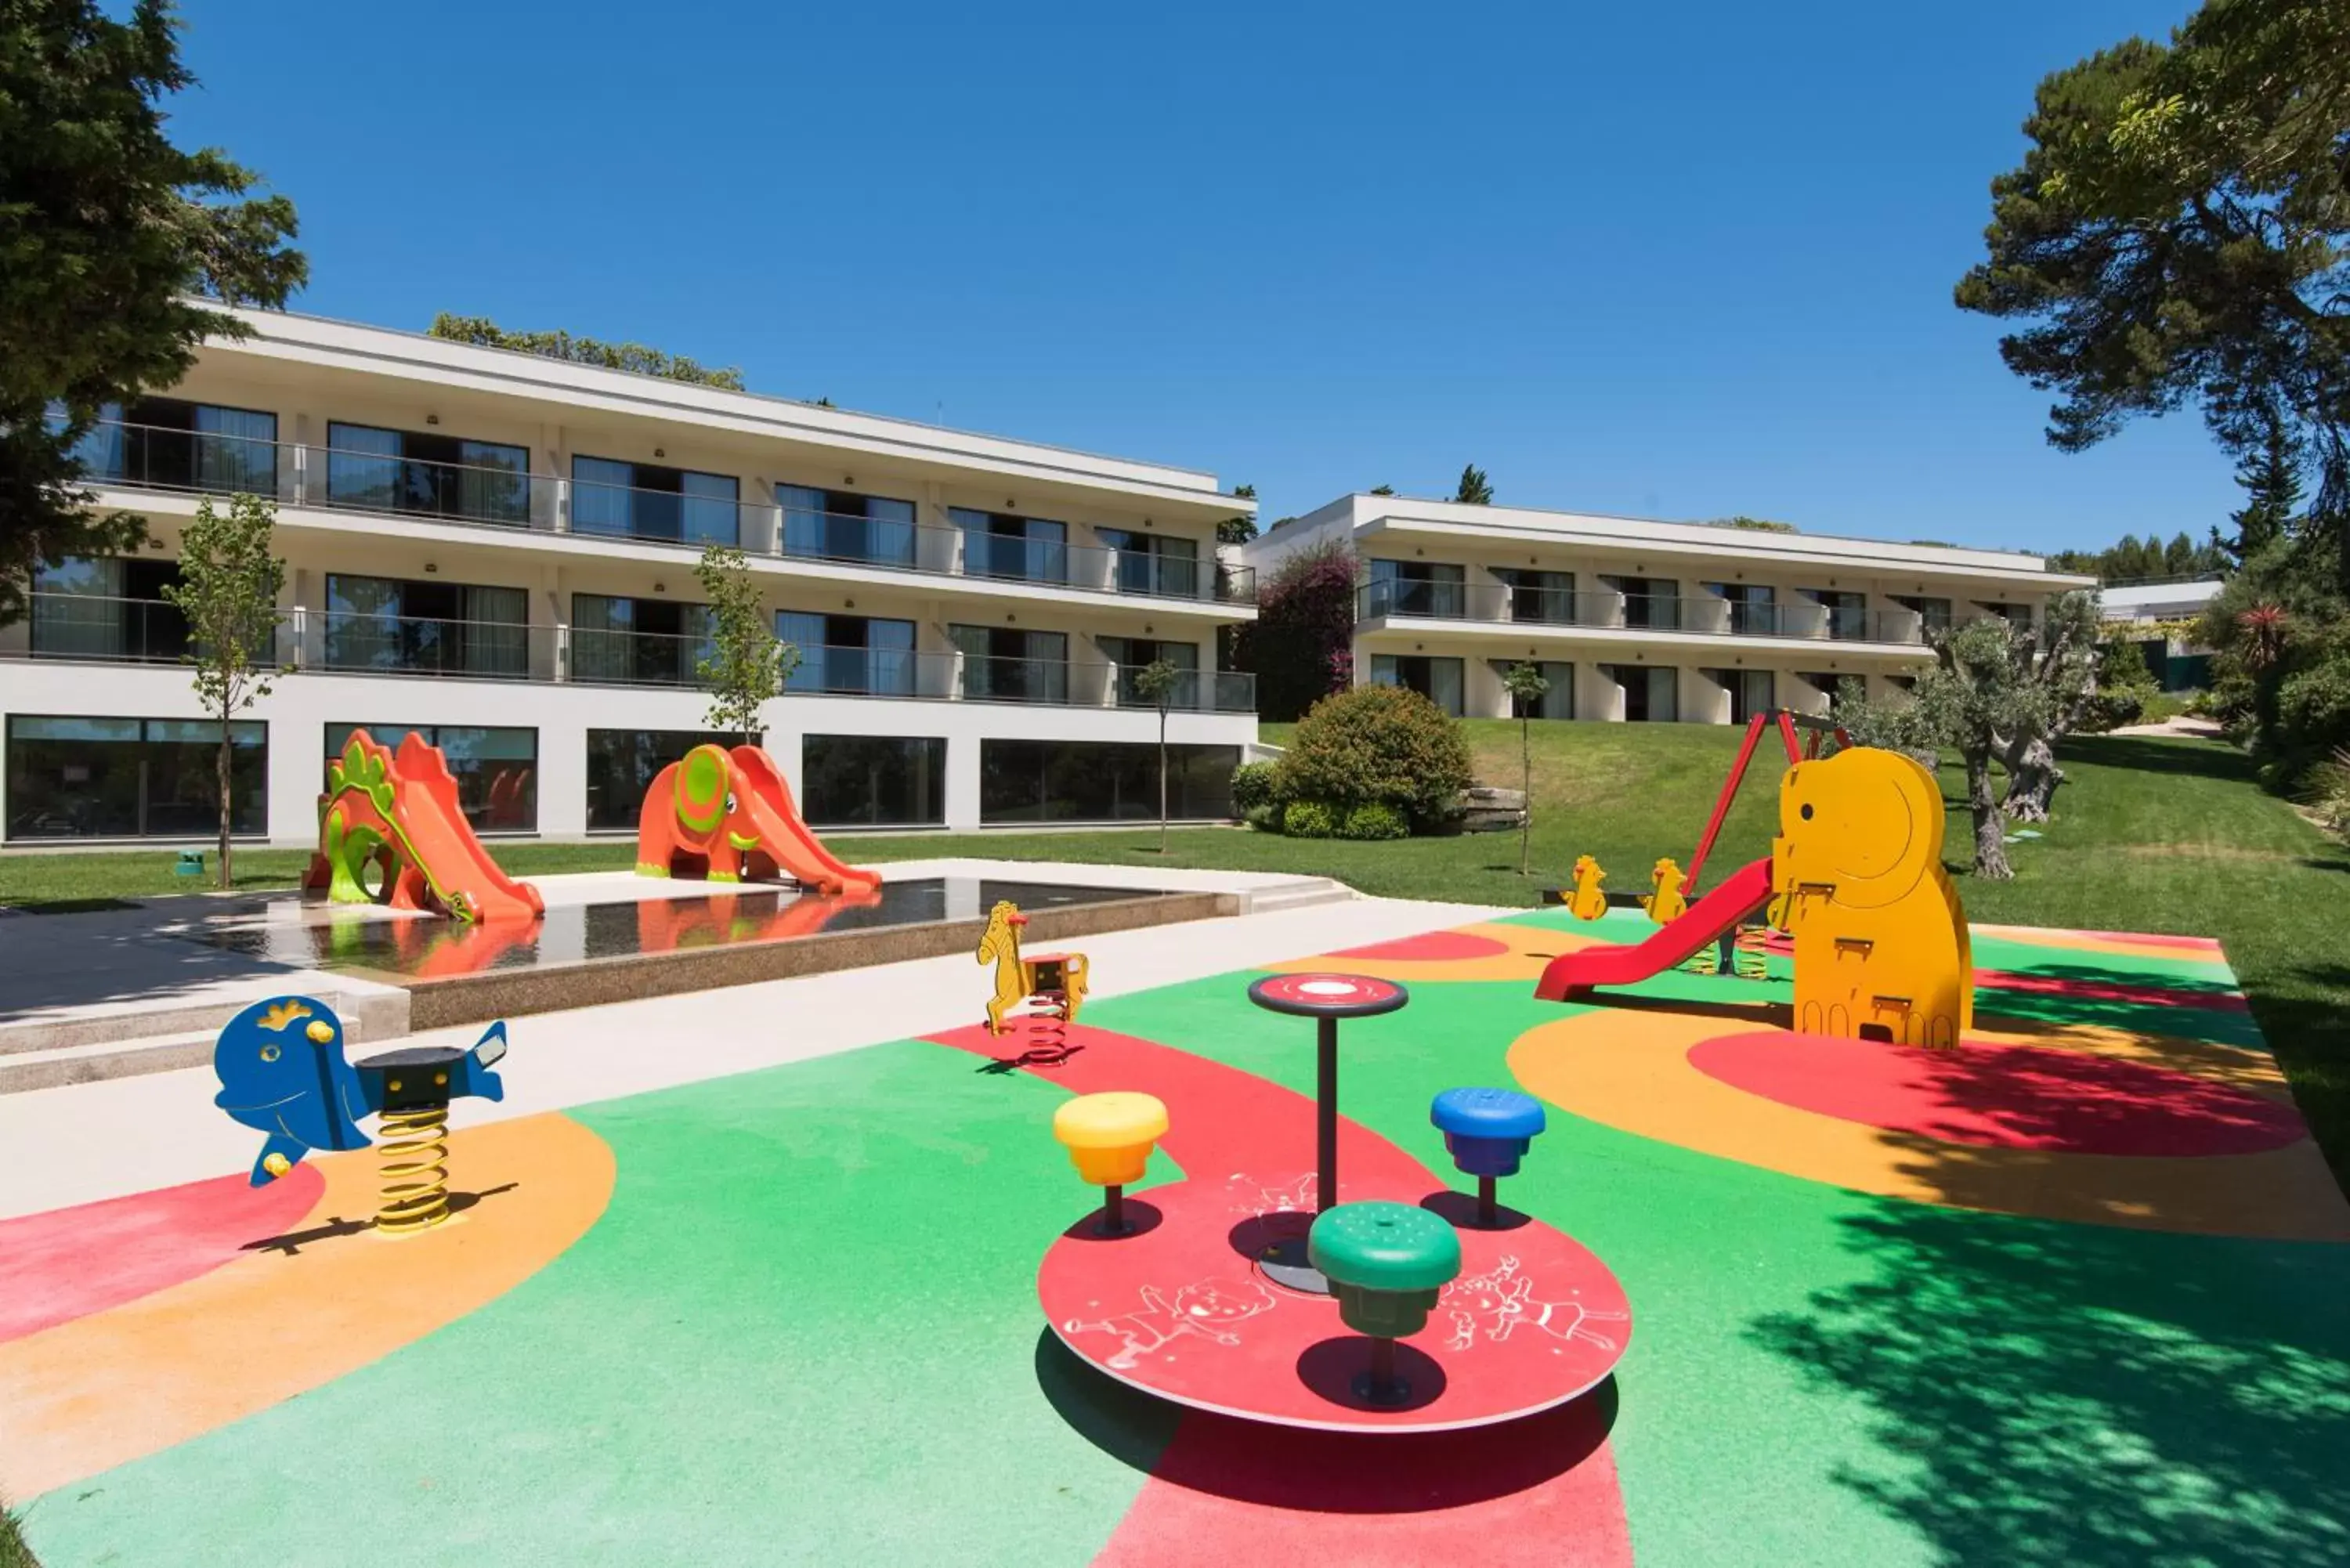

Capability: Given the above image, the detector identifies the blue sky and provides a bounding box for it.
[164,1,2227,552]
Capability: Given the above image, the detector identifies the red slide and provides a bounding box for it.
[389,734,546,923]
[1533,857,1773,1001]
[726,746,883,894]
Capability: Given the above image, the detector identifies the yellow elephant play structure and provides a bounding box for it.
[1773,747,1972,1046]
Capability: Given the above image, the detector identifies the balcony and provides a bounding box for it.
[66,419,1257,605]
[1356,582,1924,645]
[5,605,1260,714]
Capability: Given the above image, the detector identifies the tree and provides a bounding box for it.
[1453,464,1494,505]
[692,544,797,745]
[1709,515,1799,533]
[1954,0,2350,591]
[2,0,306,628]
[1991,591,2103,820]
[1368,484,1397,497]
[2229,408,2305,562]
[428,314,745,391]
[1500,663,1551,875]
[1228,538,1359,721]
[161,493,283,887]
[1218,482,1258,546]
[1132,658,1184,853]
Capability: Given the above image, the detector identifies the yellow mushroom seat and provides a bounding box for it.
[1052,1092,1168,1236]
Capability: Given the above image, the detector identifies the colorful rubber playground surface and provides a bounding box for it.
[6,906,2348,1566]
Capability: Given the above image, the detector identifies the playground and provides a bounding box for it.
[3,732,2348,1566]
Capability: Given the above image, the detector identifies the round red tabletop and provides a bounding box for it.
[1247,973,1411,1020]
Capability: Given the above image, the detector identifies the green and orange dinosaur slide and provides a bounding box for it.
[305,729,545,924]
[635,742,881,894]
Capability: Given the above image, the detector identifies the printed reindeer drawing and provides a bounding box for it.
[1064,1277,1280,1371]
[1441,1255,1627,1353]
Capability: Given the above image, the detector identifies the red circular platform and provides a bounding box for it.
[1039,1170,1631,1433]
[1687,1031,2306,1157]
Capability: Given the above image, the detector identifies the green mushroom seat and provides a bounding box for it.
[1307,1201,1463,1340]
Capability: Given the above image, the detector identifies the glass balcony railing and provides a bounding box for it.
[1354,580,1925,645]
[315,612,538,681]
[64,418,1260,605]
[20,594,198,664]
[1111,665,1258,714]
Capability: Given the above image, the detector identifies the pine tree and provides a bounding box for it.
[2228,414,2305,563]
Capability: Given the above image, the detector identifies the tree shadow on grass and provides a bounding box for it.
[1746,1197,2350,1567]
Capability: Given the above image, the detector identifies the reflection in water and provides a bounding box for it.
[179,878,1159,978]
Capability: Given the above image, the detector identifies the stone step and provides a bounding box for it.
[0,1005,392,1095]
[1246,879,1356,914]
[0,986,407,1062]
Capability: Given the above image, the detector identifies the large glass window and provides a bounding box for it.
[1491,568,1574,625]
[1491,659,1574,719]
[324,575,529,678]
[1704,582,1778,635]
[778,612,919,696]
[6,715,266,840]
[1601,663,1679,722]
[951,508,1068,584]
[1603,575,1681,630]
[1097,636,1201,707]
[584,729,749,832]
[62,397,277,496]
[1368,653,1466,716]
[980,739,1240,824]
[325,724,537,833]
[1806,589,1868,641]
[571,457,740,545]
[1889,594,1951,636]
[777,486,918,569]
[949,624,1068,703]
[572,594,715,686]
[1095,528,1202,598]
[327,423,530,526]
[801,735,946,827]
[1704,668,1775,724]
[1364,559,1467,619]
[31,556,190,662]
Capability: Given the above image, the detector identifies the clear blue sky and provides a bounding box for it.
[162,0,2229,553]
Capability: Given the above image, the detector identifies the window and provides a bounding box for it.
[572,456,740,545]
[324,575,529,678]
[1703,668,1774,724]
[778,612,919,696]
[1977,602,2033,628]
[327,423,530,526]
[1602,576,1680,630]
[1601,664,1679,722]
[1097,636,1201,707]
[326,724,537,833]
[980,739,1240,823]
[61,396,277,496]
[584,729,748,832]
[1796,671,1849,700]
[1364,559,1466,619]
[778,486,917,569]
[31,556,189,663]
[1491,569,1574,625]
[572,594,715,686]
[1491,659,1574,719]
[1889,594,1951,635]
[1368,653,1465,716]
[1806,589,1868,641]
[6,715,266,840]
[951,508,1068,584]
[1704,583,1778,635]
[1095,528,1202,598]
[801,735,946,827]
[949,624,1068,703]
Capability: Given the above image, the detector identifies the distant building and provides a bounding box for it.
[2099,579,2225,624]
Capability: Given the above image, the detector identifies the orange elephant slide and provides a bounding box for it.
[635,743,881,895]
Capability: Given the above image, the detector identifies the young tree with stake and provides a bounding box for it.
[161,493,284,888]
[693,545,798,746]
[1500,662,1550,875]
[1133,657,1185,853]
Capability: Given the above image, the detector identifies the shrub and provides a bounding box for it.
[1229,540,1360,722]
[1337,801,1408,840]
[1275,685,1473,829]
[1282,800,1339,838]
[2077,687,2147,733]
[1244,803,1283,833]
[1230,761,1281,814]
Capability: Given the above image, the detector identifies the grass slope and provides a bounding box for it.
[2,724,2341,1187]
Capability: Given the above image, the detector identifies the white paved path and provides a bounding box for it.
[0,894,1504,1219]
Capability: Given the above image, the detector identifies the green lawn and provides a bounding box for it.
[4,723,2343,1187]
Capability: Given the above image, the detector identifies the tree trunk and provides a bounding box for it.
[1965,744,2012,880]
[216,714,234,890]
[1518,717,1531,876]
[1158,707,1169,854]
[2000,734,2064,822]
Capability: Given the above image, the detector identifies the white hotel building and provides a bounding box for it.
[1,309,2097,850]
[1241,494,2095,724]
[2,310,1260,844]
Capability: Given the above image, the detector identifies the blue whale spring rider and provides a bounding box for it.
[211,995,508,1186]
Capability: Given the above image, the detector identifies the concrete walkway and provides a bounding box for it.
[0,891,1506,1218]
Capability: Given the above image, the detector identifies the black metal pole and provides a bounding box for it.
[1103,1183,1125,1235]
[1317,1015,1339,1212]
[1369,1335,1396,1397]
[1479,1173,1498,1228]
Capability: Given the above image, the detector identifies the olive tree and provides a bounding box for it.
[161,493,284,887]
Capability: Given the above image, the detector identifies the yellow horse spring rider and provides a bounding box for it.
[977,900,1091,1035]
